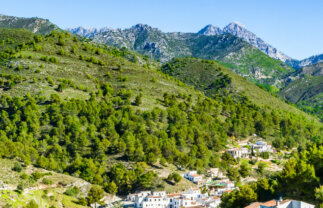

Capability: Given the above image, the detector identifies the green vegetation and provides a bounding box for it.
[161,57,319,122]
[220,144,323,207]
[86,185,105,208]
[279,71,323,121]
[0,28,321,207]
[220,46,294,87]
[167,172,182,184]
[0,158,91,208]
[0,14,58,35]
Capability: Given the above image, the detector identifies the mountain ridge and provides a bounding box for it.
[0,14,58,34]
[68,23,294,88]
[71,23,323,69]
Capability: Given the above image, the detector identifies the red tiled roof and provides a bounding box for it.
[244,200,277,208]
[244,202,262,208]
[147,196,162,198]
[166,193,182,198]
[261,200,277,206]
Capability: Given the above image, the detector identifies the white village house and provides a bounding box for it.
[183,171,203,184]
[249,141,272,153]
[245,198,314,208]
[128,188,220,208]
[208,168,225,179]
[226,147,249,158]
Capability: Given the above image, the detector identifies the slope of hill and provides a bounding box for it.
[0,28,321,203]
[160,57,312,115]
[68,24,293,87]
[0,14,58,34]
[279,62,323,120]
[0,159,94,208]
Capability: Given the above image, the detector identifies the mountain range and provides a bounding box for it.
[0,13,322,120]
[67,22,323,120]
[68,23,294,88]
[68,22,323,70]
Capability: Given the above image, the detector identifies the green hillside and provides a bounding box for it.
[0,159,92,208]
[0,28,321,203]
[279,62,323,120]
[161,57,313,117]
[0,14,58,34]
[219,46,294,88]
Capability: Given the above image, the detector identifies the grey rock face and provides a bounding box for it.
[68,22,293,63]
[0,14,57,34]
[222,22,291,62]
[198,24,222,36]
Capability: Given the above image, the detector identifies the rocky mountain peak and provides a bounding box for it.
[132,23,153,31]
[223,22,250,36]
[198,24,222,36]
[226,21,246,29]
[222,22,291,62]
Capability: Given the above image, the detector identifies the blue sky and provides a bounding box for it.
[1,0,322,60]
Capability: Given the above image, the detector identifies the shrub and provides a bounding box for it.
[78,197,87,206]
[40,56,49,62]
[49,57,58,63]
[57,38,65,46]
[42,178,53,185]
[23,199,39,208]
[134,93,143,106]
[16,64,23,71]
[57,49,67,56]
[20,173,29,180]
[57,83,67,92]
[32,171,43,180]
[64,186,79,197]
[17,183,25,193]
[106,72,112,78]
[119,75,128,82]
[151,77,157,83]
[12,163,23,172]
[47,77,55,86]
[160,158,167,167]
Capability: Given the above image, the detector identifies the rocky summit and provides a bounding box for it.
[68,23,293,88]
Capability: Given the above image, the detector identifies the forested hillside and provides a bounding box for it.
[279,62,323,121]
[0,28,322,199]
